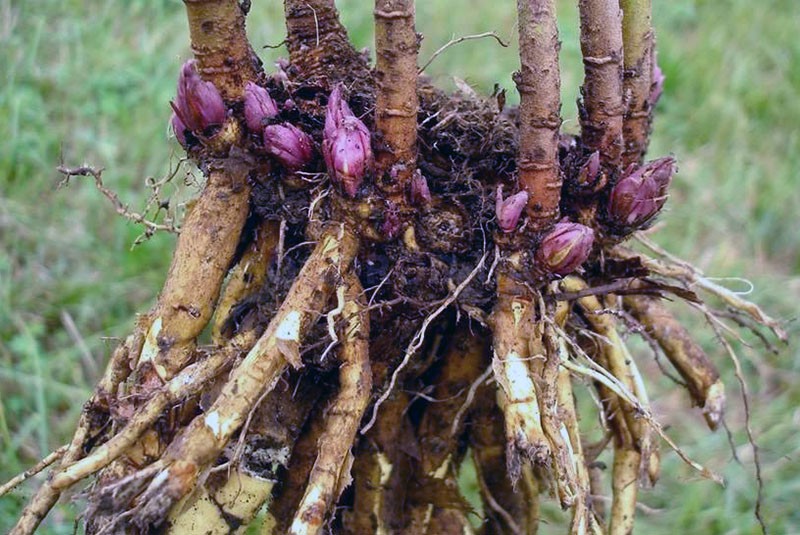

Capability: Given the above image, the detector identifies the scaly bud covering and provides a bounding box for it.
[171,112,188,148]
[263,123,314,170]
[608,157,675,228]
[171,60,226,133]
[577,150,601,187]
[410,171,432,205]
[243,82,278,132]
[495,186,529,233]
[650,62,665,108]
[536,222,595,275]
[323,84,373,197]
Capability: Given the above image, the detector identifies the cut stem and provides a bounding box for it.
[578,0,624,166]
[374,0,420,195]
[183,0,260,99]
[620,0,654,166]
[515,0,562,229]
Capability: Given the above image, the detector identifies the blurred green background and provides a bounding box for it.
[1,0,798,533]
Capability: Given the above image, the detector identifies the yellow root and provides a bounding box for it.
[105,226,358,528]
[491,272,550,478]
[213,220,281,343]
[289,273,372,535]
[609,445,640,535]
[138,159,252,381]
[623,293,725,430]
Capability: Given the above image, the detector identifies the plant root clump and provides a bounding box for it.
[5,0,786,534]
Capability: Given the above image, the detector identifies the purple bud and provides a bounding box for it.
[381,203,402,239]
[323,84,372,197]
[536,222,595,276]
[577,151,601,187]
[243,82,278,132]
[495,186,529,233]
[650,62,665,108]
[607,157,675,228]
[171,60,226,133]
[263,123,314,170]
[410,171,432,205]
[171,112,188,148]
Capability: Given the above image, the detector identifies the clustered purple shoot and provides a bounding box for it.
[607,157,674,228]
[170,60,226,145]
[495,186,529,233]
[323,84,373,197]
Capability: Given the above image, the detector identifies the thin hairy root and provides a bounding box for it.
[623,293,725,429]
[138,159,252,381]
[470,382,538,535]
[621,237,787,341]
[609,445,640,535]
[491,273,549,479]
[515,0,562,228]
[289,274,372,535]
[284,0,370,84]
[345,393,414,534]
[374,0,419,194]
[619,0,654,166]
[213,220,281,342]
[183,0,259,99]
[578,0,624,165]
[407,328,488,531]
[115,227,358,528]
[0,445,67,497]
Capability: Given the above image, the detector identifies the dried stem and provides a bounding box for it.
[619,0,654,166]
[374,0,420,195]
[515,0,562,229]
[183,0,260,99]
[578,0,624,166]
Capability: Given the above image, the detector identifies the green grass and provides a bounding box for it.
[1,0,798,533]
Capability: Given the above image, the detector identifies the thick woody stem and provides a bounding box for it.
[623,294,725,430]
[515,0,562,229]
[620,0,654,166]
[183,0,260,100]
[374,0,419,196]
[289,273,372,535]
[578,0,625,167]
[284,0,370,83]
[138,159,252,380]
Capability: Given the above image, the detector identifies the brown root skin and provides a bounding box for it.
[515,0,562,228]
[284,0,371,85]
[620,0,654,166]
[139,158,252,381]
[623,293,725,429]
[578,0,624,167]
[374,0,420,196]
[184,0,260,99]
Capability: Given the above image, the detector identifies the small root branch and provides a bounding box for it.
[0,445,67,497]
[289,273,372,534]
[623,293,725,429]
